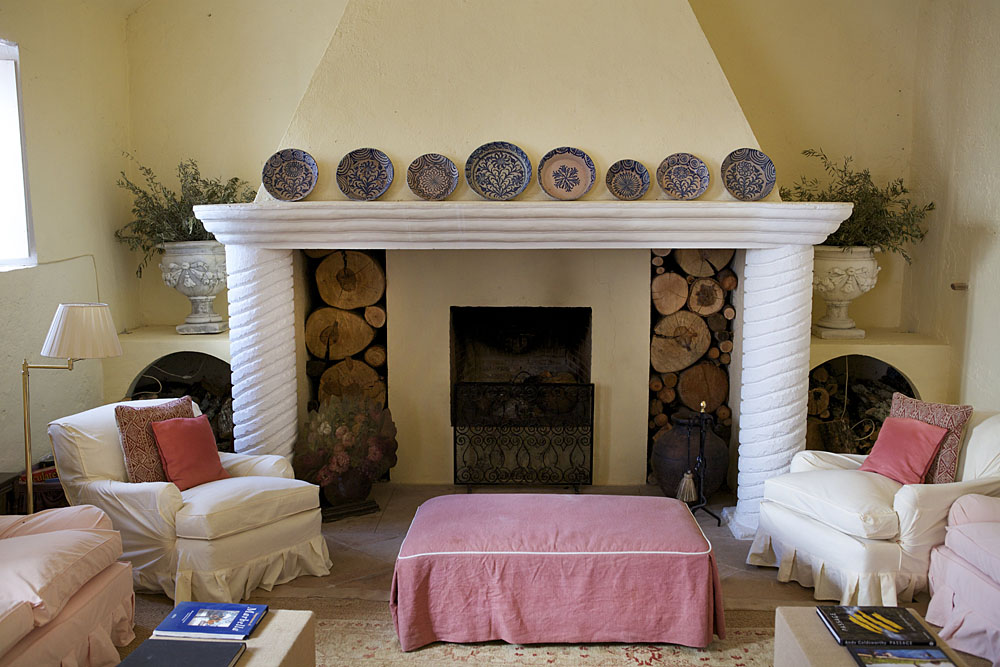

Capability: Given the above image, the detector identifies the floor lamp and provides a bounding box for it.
[22,303,122,513]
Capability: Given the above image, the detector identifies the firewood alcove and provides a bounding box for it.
[302,249,389,413]
[647,249,735,490]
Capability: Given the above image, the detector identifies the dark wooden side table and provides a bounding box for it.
[0,471,19,514]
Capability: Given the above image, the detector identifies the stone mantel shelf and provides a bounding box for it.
[194,200,852,249]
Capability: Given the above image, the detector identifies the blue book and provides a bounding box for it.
[152,601,268,640]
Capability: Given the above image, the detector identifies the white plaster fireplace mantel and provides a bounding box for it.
[195,200,849,249]
[195,199,851,539]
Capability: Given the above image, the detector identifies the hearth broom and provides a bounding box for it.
[675,471,698,503]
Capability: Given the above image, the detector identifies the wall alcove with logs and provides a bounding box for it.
[806,354,918,455]
[302,250,389,413]
[647,249,736,489]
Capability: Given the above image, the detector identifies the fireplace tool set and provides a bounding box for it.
[674,401,723,525]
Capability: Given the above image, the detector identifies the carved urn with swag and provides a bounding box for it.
[159,240,228,334]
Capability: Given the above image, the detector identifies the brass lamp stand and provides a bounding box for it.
[21,303,122,514]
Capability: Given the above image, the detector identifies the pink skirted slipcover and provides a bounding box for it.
[926,494,1000,667]
[391,494,725,651]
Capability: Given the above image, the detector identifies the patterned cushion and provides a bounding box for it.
[115,396,194,483]
[889,393,973,484]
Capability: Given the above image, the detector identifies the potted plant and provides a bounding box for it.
[293,385,398,513]
[114,155,255,334]
[781,149,934,338]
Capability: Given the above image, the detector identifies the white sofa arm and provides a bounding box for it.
[218,451,294,479]
[74,479,183,544]
[790,450,867,474]
[895,476,1000,551]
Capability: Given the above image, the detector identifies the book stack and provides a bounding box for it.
[120,602,268,666]
[816,606,957,666]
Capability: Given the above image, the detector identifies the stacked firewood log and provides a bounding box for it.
[303,250,388,410]
[648,249,736,476]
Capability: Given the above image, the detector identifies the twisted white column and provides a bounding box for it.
[224,246,298,457]
[726,245,813,538]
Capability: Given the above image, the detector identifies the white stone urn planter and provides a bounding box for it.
[812,245,880,339]
[159,240,228,334]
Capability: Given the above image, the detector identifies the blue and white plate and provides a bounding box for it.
[465,141,532,201]
[538,146,596,200]
[336,148,394,201]
[657,153,710,200]
[605,159,650,201]
[721,148,776,201]
[406,153,459,200]
[262,149,318,201]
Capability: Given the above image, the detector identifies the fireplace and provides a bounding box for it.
[195,200,851,538]
[451,306,594,485]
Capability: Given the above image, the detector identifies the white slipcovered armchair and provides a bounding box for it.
[48,399,332,602]
[747,411,1000,605]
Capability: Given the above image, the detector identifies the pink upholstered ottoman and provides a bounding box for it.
[391,494,725,651]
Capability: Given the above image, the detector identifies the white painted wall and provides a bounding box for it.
[124,0,347,327]
[0,2,133,471]
[905,0,1000,407]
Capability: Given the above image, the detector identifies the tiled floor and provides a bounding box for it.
[254,482,837,611]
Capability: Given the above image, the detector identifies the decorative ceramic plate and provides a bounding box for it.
[657,152,710,200]
[336,148,394,201]
[465,141,532,201]
[605,159,650,201]
[406,153,459,200]
[262,148,318,201]
[721,148,776,201]
[537,146,596,200]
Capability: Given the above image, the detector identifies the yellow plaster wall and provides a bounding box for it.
[0,1,134,470]
[278,0,765,203]
[124,0,348,326]
[690,0,919,331]
[905,0,1000,407]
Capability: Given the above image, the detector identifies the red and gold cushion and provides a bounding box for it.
[889,392,974,484]
[114,396,194,483]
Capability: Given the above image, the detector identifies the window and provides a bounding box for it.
[0,40,33,266]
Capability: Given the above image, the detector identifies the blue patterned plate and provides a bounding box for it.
[657,153,710,200]
[465,141,532,201]
[406,153,459,200]
[538,146,596,200]
[336,148,394,201]
[605,159,650,201]
[721,148,776,201]
[262,148,318,201]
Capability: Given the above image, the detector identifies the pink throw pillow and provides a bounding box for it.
[889,393,974,484]
[859,417,948,484]
[115,396,194,483]
[150,415,230,491]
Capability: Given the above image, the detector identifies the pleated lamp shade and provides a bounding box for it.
[40,303,123,359]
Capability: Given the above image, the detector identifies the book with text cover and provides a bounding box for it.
[816,606,936,646]
[152,601,267,640]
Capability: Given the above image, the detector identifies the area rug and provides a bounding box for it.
[125,595,774,666]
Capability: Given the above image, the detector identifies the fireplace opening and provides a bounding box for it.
[806,354,918,455]
[450,306,594,485]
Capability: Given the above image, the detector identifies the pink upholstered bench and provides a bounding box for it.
[390,494,725,651]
